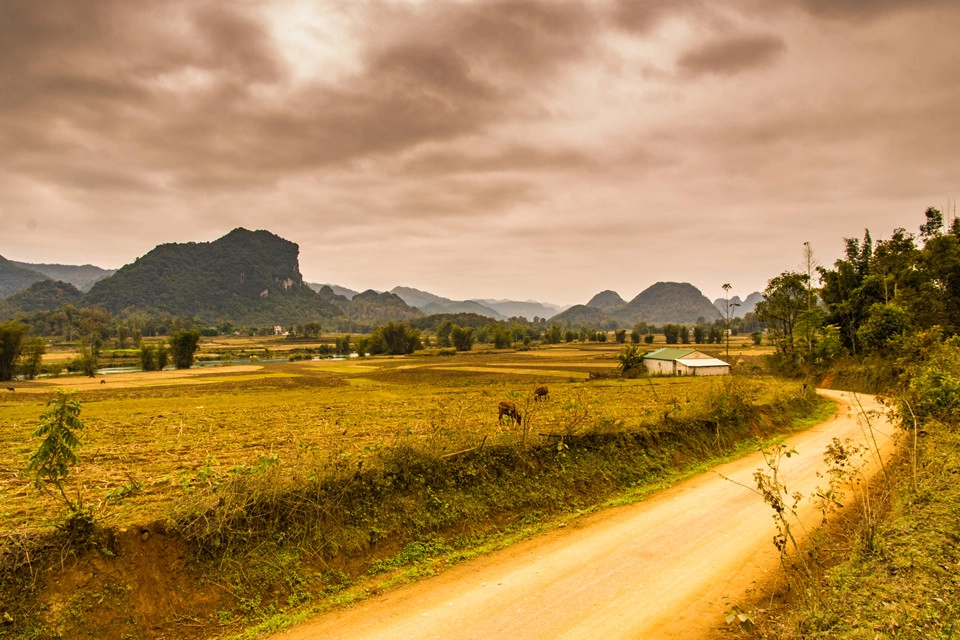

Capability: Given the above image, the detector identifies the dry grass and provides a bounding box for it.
[1,344,779,533]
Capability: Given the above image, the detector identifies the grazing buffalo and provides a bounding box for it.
[498,400,522,426]
[534,385,549,401]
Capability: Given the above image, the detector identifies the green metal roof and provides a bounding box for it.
[641,348,697,361]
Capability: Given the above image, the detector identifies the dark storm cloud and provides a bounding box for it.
[0,1,603,195]
[3,0,960,304]
[677,34,786,76]
[795,0,956,21]
[442,1,597,71]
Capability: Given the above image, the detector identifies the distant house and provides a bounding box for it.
[641,348,730,377]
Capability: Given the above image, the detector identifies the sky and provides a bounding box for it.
[1,0,958,306]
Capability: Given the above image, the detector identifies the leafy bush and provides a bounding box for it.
[450,325,475,351]
[617,345,643,378]
[26,390,86,512]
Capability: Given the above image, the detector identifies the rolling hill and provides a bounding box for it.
[0,255,48,298]
[0,279,84,318]
[471,298,568,320]
[390,286,504,319]
[613,282,722,325]
[586,290,627,312]
[12,262,114,292]
[553,282,725,328]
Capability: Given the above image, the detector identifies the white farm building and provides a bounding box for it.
[641,348,731,377]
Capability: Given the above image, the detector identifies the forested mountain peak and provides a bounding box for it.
[80,228,339,325]
[586,290,627,311]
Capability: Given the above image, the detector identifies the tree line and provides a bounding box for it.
[756,207,960,379]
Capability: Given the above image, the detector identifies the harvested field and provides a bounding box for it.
[2,345,765,531]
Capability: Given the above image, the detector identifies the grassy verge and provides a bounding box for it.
[739,416,960,638]
[177,379,824,638]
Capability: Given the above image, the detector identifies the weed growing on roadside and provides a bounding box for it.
[26,390,87,514]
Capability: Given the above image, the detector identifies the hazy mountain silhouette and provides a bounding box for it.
[0,255,48,298]
[12,261,114,292]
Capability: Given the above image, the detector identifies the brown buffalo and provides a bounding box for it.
[498,400,522,426]
[534,385,549,401]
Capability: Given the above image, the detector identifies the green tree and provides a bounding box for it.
[617,344,644,378]
[614,329,627,344]
[450,325,475,351]
[75,336,100,377]
[544,325,562,345]
[663,324,680,344]
[156,342,169,370]
[679,325,690,344]
[368,322,422,355]
[857,303,910,354]
[21,335,46,380]
[755,272,809,357]
[870,227,918,304]
[491,324,512,349]
[354,336,370,357]
[917,231,960,334]
[26,390,86,511]
[919,205,943,241]
[693,325,705,344]
[0,321,27,381]
[818,231,883,354]
[436,320,454,348]
[708,325,722,344]
[139,344,158,371]
[168,329,201,369]
[302,322,322,339]
[630,327,641,344]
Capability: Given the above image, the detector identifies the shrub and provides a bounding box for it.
[169,329,201,369]
[450,325,475,351]
[26,390,86,512]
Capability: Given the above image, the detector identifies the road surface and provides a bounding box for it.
[272,390,897,639]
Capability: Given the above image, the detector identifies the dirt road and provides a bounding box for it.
[272,390,897,640]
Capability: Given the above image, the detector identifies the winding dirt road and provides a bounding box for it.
[272,390,897,640]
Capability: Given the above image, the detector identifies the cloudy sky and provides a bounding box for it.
[1,1,958,305]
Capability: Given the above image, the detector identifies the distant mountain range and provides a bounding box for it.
[1,229,761,328]
[12,261,114,292]
[713,292,763,318]
[0,256,47,299]
[552,282,726,328]
[306,284,569,321]
[0,256,113,298]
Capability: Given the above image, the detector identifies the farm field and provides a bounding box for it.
[2,343,764,532]
[1,340,812,640]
